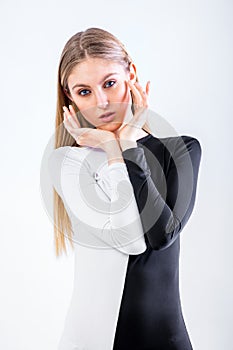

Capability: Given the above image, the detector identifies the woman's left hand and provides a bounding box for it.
[115,80,150,144]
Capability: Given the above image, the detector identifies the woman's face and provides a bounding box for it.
[66,58,136,132]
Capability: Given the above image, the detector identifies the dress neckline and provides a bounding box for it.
[136,132,153,143]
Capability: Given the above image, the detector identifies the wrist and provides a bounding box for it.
[119,139,137,152]
[102,138,124,165]
[101,137,119,152]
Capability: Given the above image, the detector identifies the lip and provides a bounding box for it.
[99,112,115,122]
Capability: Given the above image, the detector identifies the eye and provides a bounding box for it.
[105,80,116,88]
[78,89,90,96]
[77,80,116,97]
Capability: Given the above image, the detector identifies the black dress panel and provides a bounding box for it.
[113,134,202,350]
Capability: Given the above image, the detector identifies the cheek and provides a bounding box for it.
[122,82,130,102]
[112,82,130,102]
[72,98,96,121]
[70,97,96,123]
[80,108,97,124]
[72,96,86,110]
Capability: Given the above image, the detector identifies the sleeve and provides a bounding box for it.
[47,147,147,255]
[121,136,202,251]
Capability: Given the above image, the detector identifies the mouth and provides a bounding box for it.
[98,112,116,123]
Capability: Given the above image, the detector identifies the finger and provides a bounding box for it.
[132,82,148,108]
[134,82,148,107]
[62,106,73,128]
[131,81,148,107]
[63,113,81,142]
[63,111,73,133]
[63,106,79,129]
[66,105,78,129]
[146,81,150,95]
[69,104,81,128]
[128,81,143,108]
[63,110,73,130]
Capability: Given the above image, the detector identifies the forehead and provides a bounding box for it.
[67,58,126,85]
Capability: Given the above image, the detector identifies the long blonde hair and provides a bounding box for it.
[53,27,152,257]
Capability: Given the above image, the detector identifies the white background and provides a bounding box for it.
[0,0,232,349]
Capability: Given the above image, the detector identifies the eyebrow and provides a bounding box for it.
[71,73,119,90]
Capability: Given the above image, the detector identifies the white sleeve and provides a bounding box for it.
[48,147,147,255]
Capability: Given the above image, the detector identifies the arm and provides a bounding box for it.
[121,136,202,250]
[48,146,147,255]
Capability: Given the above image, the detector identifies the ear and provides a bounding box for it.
[63,88,74,102]
[128,62,137,84]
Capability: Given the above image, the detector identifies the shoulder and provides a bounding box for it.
[157,134,202,156]
[177,135,202,159]
[48,146,90,166]
[47,146,91,194]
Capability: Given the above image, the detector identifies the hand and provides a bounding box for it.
[115,80,150,144]
[62,105,116,151]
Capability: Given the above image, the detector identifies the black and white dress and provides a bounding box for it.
[48,133,202,350]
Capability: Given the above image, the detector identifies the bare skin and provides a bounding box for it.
[62,60,150,165]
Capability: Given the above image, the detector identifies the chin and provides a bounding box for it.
[97,122,122,132]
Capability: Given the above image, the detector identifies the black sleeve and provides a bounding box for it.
[121,136,202,250]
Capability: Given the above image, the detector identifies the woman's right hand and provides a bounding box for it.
[114,80,150,146]
[63,105,117,151]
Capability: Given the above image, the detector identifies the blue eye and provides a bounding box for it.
[78,89,90,96]
[105,80,116,88]
[78,80,116,96]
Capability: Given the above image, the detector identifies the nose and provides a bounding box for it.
[95,91,109,109]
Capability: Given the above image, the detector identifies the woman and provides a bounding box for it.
[48,27,202,350]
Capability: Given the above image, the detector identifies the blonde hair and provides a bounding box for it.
[53,27,152,257]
